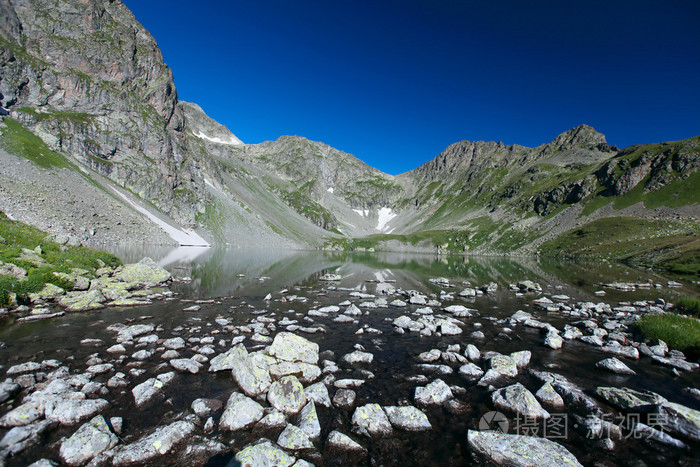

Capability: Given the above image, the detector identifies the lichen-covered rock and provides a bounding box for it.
[458,363,484,379]
[414,379,453,406]
[489,355,518,377]
[492,383,550,420]
[351,403,393,437]
[267,332,319,365]
[298,401,321,440]
[58,290,106,312]
[169,358,202,374]
[235,439,296,467]
[112,257,171,287]
[595,386,666,411]
[28,283,65,302]
[59,415,118,466]
[304,382,332,408]
[267,376,306,415]
[535,382,565,409]
[656,401,700,441]
[277,424,314,450]
[132,373,173,408]
[268,361,321,385]
[467,430,583,466]
[191,398,223,418]
[219,392,264,431]
[326,430,367,454]
[46,399,109,426]
[383,406,432,431]
[53,272,90,291]
[112,420,195,466]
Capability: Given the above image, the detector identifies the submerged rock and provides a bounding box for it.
[467,430,583,466]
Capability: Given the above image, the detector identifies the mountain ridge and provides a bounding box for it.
[0,0,697,270]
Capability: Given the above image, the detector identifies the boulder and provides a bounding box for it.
[229,345,272,397]
[595,387,666,412]
[304,382,332,408]
[267,332,319,364]
[298,401,321,440]
[169,358,202,374]
[656,401,700,441]
[58,290,106,312]
[351,403,393,437]
[414,379,453,406]
[595,357,635,375]
[267,375,306,415]
[46,399,109,426]
[59,415,118,466]
[458,363,484,379]
[112,257,171,287]
[219,392,264,431]
[234,439,296,467]
[326,430,366,454]
[342,350,373,365]
[535,382,565,409]
[492,383,550,420]
[383,406,432,431]
[277,424,314,450]
[467,430,582,466]
[112,420,195,466]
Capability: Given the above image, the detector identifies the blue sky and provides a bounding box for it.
[123,0,700,175]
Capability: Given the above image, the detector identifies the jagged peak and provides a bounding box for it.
[550,124,608,149]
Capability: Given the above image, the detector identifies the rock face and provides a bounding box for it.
[0,0,207,226]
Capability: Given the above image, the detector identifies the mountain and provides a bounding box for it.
[0,0,697,273]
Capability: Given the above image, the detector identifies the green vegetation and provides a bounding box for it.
[0,212,120,305]
[635,313,700,355]
[674,296,700,315]
[280,188,337,230]
[539,217,700,277]
[0,118,73,169]
[15,107,94,126]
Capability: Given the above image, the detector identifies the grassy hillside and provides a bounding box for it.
[538,217,700,276]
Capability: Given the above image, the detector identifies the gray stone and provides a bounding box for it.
[351,403,393,437]
[595,386,666,411]
[268,361,320,385]
[112,420,195,466]
[267,332,319,364]
[535,382,565,409]
[326,430,367,454]
[342,350,373,365]
[163,337,186,350]
[544,331,563,349]
[229,345,272,396]
[595,357,636,375]
[531,370,599,415]
[257,410,287,431]
[235,439,296,467]
[0,419,57,458]
[277,424,314,450]
[191,398,222,418]
[58,290,106,312]
[46,398,109,426]
[492,383,550,420]
[268,375,306,415]
[59,415,118,466]
[304,382,332,408]
[488,355,518,377]
[169,358,202,374]
[219,392,264,431]
[458,363,484,379]
[465,344,481,362]
[414,379,453,406]
[656,401,700,441]
[0,381,21,403]
[468,430,582,466]
[333,389,356,409]
[132,373,174,408]
[112,257,171,287]
[383,405,432,431]
[298,400,321,440]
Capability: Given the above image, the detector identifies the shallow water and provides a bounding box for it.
[0,248,698,466]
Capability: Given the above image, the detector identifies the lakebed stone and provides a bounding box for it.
[59,415,117,466]
[352,403,393,437]
[468,430,583,466]
[112,420,195,466]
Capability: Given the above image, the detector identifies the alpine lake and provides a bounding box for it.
[1,246,698,466]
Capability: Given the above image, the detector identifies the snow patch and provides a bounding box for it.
[327,187,334,194]
[110,187,210,247]
[193,130,243,146]
[376,207,397,232]
[353,209,369,217]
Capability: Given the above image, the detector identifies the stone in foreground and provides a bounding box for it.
[467,430,583,467]
[383,406,432,431]
[219,392,264,431]
[351,403,393,437]
[267,375,307,415]
[492,383,550,420]
[59,415,118,466]
[235,439,296,467]
[112,420,195,466]
[267,332,319,364]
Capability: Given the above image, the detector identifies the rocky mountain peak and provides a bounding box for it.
[550,124,608,150]
[0,0,21,41]
[180,101,243,146]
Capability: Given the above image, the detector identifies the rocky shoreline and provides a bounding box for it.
[0,268,698,466]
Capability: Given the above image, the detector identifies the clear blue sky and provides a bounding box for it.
[123,0,700,175]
